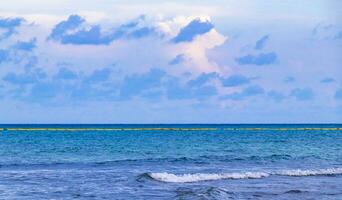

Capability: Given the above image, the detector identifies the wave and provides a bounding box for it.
[148,172,270,183]
[0,157,204,169]
[0,154,300,169]
[278,168,342,176]
[146,167,342,183]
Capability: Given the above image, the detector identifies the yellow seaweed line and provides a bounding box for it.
[5,128,218,131]
[224,128,342,131]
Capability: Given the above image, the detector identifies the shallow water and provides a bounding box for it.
[0,124,341,199]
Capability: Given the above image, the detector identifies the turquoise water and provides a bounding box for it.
[0,124,341,199]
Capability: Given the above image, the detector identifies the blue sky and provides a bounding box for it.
[0,0,341,123]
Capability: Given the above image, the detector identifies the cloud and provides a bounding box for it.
[0,14,228,103]
[335,89,342,100]
[169,54,185,65]
[320,77,335,83]
[166,75,217,100]
[235,52,277,66]
[48,15,158,45]
[0,49,10,64]
[69,82,116,102]
[85,68,112,83]
[221,75,250,87]
[126,27,156,39]
[167,18,227,73]
[187,72,218,87]
[3,73,36,85]
[65,68,115,101]
[60,25,114,45]
[336,31,342,39]
[192,85,217,100]
[312,23,342,41]
[120,68,166,99]
[30,82,60,99]
[54,68,78,80]
[2,68,49,101]
[12,38,37,51]
[312,24,334,36]
[172,19,214,43]
[0,17,24,40]
[290,88,314,101]
[111,16,158,40]
[284,76,295,83]
[267,90,285,102]
[0,4,340,123]
[186,73,218,100]
[166,77,192,100]
[255,35,269,50]
[222,85,264,100]
[48,15,84,41]
[2,69,46,85]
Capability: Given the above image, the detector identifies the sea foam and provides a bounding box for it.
[148,172,270,183]
[278,168,342,176]
[148,167,342,183]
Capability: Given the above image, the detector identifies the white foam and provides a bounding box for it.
[148,172,269,183]
[148,167,342,183]
[277,168,342,177]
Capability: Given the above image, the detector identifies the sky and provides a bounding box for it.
[0,0,341,123]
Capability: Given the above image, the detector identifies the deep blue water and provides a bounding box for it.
[0,124,341,199]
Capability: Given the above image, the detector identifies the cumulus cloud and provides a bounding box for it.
[85,68,112,83]
[1,11,337,120]
[0,17,24,40]
[320,77,335,83]
[165,77,192,100]
[290,88,314,101]
[0,1,340,123]
[172,28,227,73]
[30,81,59,99]
[283,76,295,83]
[235,52,277,66]
[3,71,43,85]
[222,85,264,100]
[48,15,84,41]
[312,23,342,40]
[48,14,158,45]
[255,35,269,50]
[54,68,78,80]
[169,54,185,65]
[221,75,251,87]
[187,72,218,87]
[12,38,37,51]
[172,18,214,43]
[0,13,232,105]
[165,74,217,100]
[335,89,342,100]
[267,90,285,102]
[335,31,342,39]
[0,49,10,63]
[120,68,166,99]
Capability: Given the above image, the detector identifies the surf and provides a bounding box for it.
[146,167,342,183]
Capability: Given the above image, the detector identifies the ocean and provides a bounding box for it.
[0,124,341,199]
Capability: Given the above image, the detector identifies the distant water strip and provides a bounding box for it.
[1,127,341,132]
[3,127,218,132]
[224,127,342,131]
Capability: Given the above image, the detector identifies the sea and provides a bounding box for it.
[0,124,341,200]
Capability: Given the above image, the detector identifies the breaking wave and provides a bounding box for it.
[148,172,269,183]
[278,168,342,176]
[146,167,342,183]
